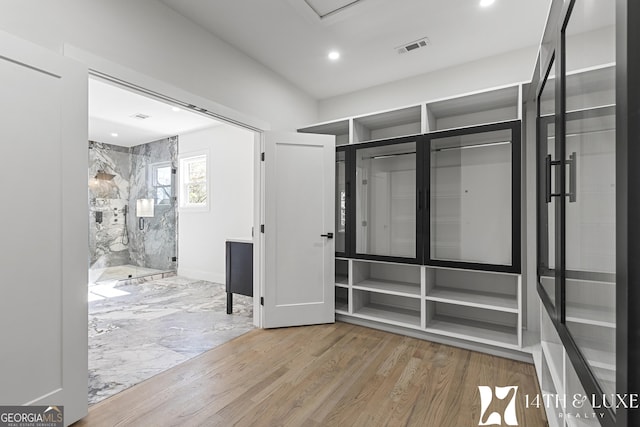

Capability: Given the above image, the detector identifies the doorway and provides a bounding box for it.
[87,76,257,404]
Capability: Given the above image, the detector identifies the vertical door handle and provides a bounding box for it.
[545,154,564,203]
[568,152,577,203]
[417,189,423,210]
[545,154,552,203]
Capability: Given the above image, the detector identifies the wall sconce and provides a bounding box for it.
[136,198,155,230]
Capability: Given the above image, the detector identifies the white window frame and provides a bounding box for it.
[179,150,210,212]
[149,161,173,205]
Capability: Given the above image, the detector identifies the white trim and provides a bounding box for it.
[178,150,210,212]
[63,44,271,132]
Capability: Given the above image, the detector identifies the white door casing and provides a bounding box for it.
[0,30,88,425]
[261,131,335,328]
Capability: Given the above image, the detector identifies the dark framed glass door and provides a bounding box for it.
[352,135,424,263]
[426,121,521,273]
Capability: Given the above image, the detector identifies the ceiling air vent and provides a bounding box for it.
[131,113,150,120]
[396,37,430,55]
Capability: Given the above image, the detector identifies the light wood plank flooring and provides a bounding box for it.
[75,322,547,427]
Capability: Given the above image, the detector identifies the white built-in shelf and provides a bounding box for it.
[426,315,519,348]
[426,288,518,313]
[298,119,350,145]
[353,303,421,329]
[541,341,565,392]
[335,275,349,288]
[427,85,519,131]
[353,279,420,298]
[565,303,615,328]
[352,105,422,143]
[580,344,616,372]
[336,300,349,313]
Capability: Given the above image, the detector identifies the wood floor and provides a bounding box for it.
[74,322,547,427]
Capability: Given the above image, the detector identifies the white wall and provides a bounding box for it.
[317,47,538,122]
[177,125,254,283]
[0,0,317,131]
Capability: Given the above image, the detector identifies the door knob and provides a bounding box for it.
[321,232,334,239]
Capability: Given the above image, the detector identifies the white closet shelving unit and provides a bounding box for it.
[302,83,526,357]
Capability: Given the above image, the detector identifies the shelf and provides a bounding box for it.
[426,287,517,313]
[579,344,615,371]
[541,341,565,392]
[353,105,422,143]
[425,315,519,348]
[335,274,349,287]
[427,86,519,131]
[336,300,349,313]
[298,119,350,145]
[565,302,615,328]
[353,279,420,298]
[353,303,421,328]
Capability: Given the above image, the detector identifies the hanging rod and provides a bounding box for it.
[432,140,510,153]
[547,127,615,140]
[365,151,416,160]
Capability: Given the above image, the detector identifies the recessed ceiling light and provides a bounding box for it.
[328,51,340,61]
[480,0,495,7]
[171,106,181,112]
[110,132,119,137]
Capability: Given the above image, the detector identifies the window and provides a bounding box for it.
[151,162,173,205]
[179,154,208,209]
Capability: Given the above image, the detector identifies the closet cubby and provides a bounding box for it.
[565,65,615,114]
[352,288,421,329]
[425,301,519,348]
[352,105,422,143]
[425,267,518,313]
[298,118,350,146]
[425,85,520,132]
[335,259,349,287]
[335,286,349,314]
[351,260,421,297]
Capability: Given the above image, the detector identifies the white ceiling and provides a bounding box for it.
[159,0,552,99]
[88,78,220,147]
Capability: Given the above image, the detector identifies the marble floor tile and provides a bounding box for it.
[88,276,254,405]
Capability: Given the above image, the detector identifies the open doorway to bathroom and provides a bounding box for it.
[87,76,256,404]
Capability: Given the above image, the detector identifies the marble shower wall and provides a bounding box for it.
[88,137,177,272]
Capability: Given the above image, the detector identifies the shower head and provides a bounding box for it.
[95,170,116,181]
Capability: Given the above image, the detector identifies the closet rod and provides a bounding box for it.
[432,140,510,153]
[547,127,615,140]
[366,151,416,160]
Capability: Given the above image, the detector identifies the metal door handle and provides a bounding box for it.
[568,151,577,203]
[545,154,563,203]
[321,233,334,239]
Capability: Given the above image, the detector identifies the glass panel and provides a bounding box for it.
[88,137,178,286]
[563,0,616,406]
[355,141,416,258]
[430,128,512,265]
[335,150,346,254]
[539,58,556,306]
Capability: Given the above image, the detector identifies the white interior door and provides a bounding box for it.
[262,131,335,328]
[0,30,88,425]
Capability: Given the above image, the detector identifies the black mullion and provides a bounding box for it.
[556,14,566,327]
[423,134,431,266]
[512,121,522,274]
[416,135,425,264]
[347,145,357,260]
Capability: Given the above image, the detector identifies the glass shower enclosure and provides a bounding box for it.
[88,136,178,285]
